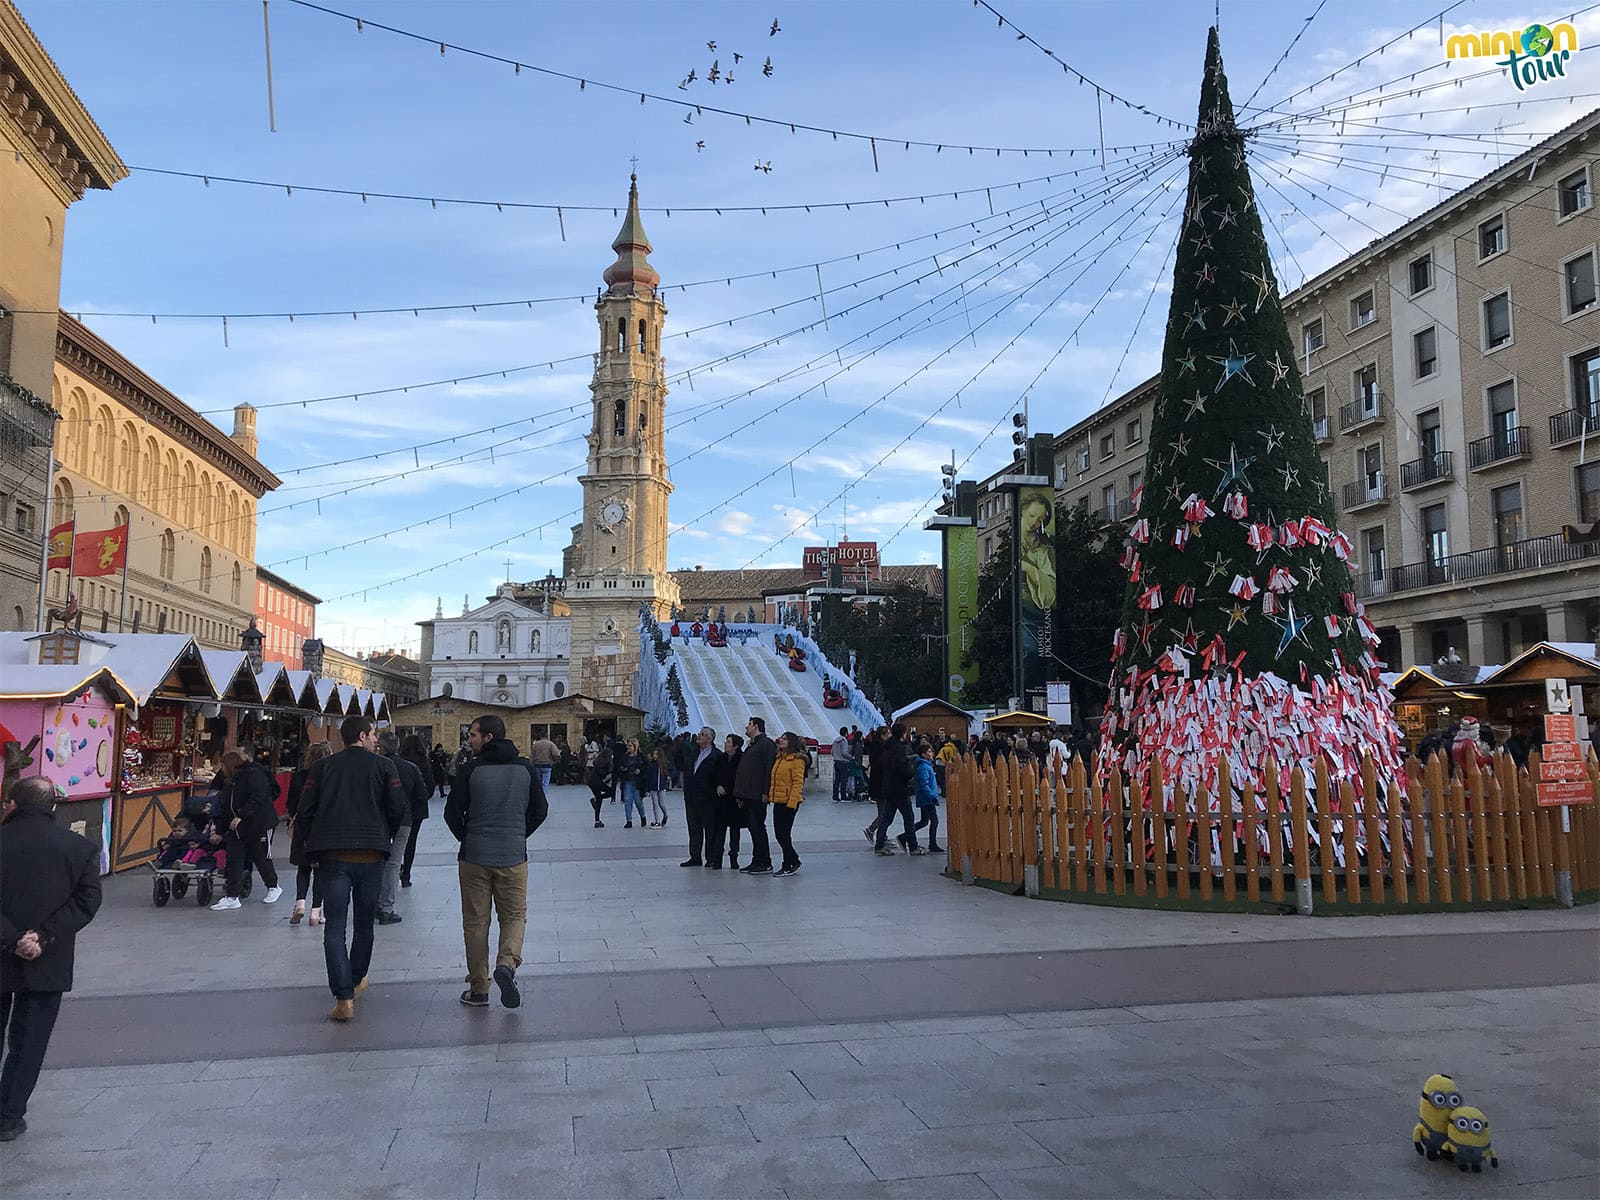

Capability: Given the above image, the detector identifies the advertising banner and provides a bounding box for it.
[944,524,978,703]
[1017,485,1056,697]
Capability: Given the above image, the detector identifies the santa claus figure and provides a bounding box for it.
[1451,716,1491,777]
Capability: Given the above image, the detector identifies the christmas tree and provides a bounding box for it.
[1099,29,1405,799]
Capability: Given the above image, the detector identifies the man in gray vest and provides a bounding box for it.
[443,715,548,1009]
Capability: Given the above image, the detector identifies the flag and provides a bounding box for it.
[71,527,128,578]
[46,520,75,570]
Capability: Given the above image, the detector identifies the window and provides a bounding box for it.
[1100,484,1116,520]
[13,502,34,535]
[1564,251,1596,316]
[638,319,647,354]
[1302,318,1325,355]
[1417,409,1442,459]
[1359,443,1383,490]
[1482,292,1512,349]
[1413,327,1438,379]
[552,681,565,699]
[231,564,241,606]
[613,398,626,437]
[160,530,175,579]
[1305,387,1327,420]
[1478,213,1506,259]
[113,505,129,528]
[1127,470,1142,499]
[1074,446,1090,474]
[1580,462,1600,523]
[616,317,626,353]
[1491,483,1523,548]
[1408,253,1433,295]
[1559,169,1590,218]
[199,547,213,594]
[1099,432,1115,460]
[1125,416,1142,446]
[1355,364,1379,412]
[1423,503,1449,566]
[1488,380,1518,441]
[52,477,74,525]
[1572,348,1600,413]
[1349,289,1375,329]
[1362,527,1386,584]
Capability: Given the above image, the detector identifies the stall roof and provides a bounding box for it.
[311,678,342,714]
[0,664,136,705]
[982,710,1053,728]
[355,688,375,719]
[254,663,301,709]
[0,632,219,706]
[1478,641,1600,689]
[335,683,361,716]
[199,650,265,705]
[890,697,974,725]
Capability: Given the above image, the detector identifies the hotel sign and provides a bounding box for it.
[803,541,880,581]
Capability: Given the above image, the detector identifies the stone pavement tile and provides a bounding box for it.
[573,1103,752,1155]
[496,1035,638,1061]
[352,1042,503,1070]
[898,1081,1093,1129]
[381,1122,576,1170]
[272,1164,479,1200]
[646,1068,812,1111]
[841,1033,1000,1068]
[248,1066,418,1107]
[489,1079,655,1120]
[1,1106,160,1154]
[475,1147,679,1200]
[1004,1007,1146,1029]
[1126,997,1276,1021]
[35,1060,211,1089]
[795,1172,1000,1199]
[738,1096,926,1143]
[77,1076,264,1118]
[668,1134,876,1196]
[198,1051,360,1079]
[972,1024,1126,1058]
[312,1083,493,1129]
[791,1060,962,1101]
[1,1144,206,1199]
[414,1058,567,1091]
[763,1020,899,1044]
[631,1028,773,1053]
[850,1121,1058,1180]
[8,1084,104,1119]
[706,1041,862,1077]
[565,1049,716,1084]
[1205,1061,1411,1109]
[887,1014,1024,1036]
[191,1132,393,1180]
[980,1161,1210,1199]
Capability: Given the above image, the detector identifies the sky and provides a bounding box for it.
[24,0,1598,654]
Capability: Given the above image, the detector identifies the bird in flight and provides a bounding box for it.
[695,140,705,152]
[683,112,693,124]
[732,51,742,63]
[707,59,720,82]
[754,159,772,173]
[770,18,780,36]
[725,70,734,83]
[762,55,773,76]
[684,68,697,84]
[707,40,716,50]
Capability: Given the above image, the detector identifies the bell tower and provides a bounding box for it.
[564,174,681,705]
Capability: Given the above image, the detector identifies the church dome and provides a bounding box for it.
[603,174,660,294]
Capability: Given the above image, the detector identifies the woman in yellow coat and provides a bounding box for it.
[768,733,808,877]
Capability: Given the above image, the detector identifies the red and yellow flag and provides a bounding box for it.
[46,520,75,570]
[71,527,128,578]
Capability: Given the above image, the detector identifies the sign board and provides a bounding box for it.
[1537,779,1593,806]
[802,542,879,581]
[1045,681,1072,726]
[1545,677,1573,713]
[1544,713,1577,741]
[1539,758,1590,783]
[1542,740,1585,762]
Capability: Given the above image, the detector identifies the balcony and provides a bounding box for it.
[1468,425,1530,470]
[1114,495,1139,521]
[1339,391,1384,433]
[1384,531,1600,596]
[1311,415,1331,442]
[1399,450,1454,492]
[1549,403,1600,446]
[1341,475,1389,511]
[1354,571,1389,600]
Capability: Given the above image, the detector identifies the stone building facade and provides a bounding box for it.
[974,111,1600,673]
[416,584,569,708]
[46,314,279,649]
[254,565,318,670]
[0,1,125,629]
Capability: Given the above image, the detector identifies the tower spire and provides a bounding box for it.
[603,174,660,295]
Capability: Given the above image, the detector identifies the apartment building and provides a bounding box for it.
[255,566,319,670]
[973,111,1600,673]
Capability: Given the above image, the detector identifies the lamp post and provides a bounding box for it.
[241,617,264,674]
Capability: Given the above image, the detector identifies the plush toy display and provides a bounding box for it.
[1413,1074,1463,1161]
[1444,1107,1499,1173]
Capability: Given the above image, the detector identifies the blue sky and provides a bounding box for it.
[27,0,1596,652]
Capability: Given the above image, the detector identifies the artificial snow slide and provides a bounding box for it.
[672,636,856,745]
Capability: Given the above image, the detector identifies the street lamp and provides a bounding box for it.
[240,617,264,674]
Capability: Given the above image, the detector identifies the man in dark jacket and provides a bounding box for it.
[295,716,407,1022]
[680,727,721,868]
[444,715,547,1010]
[1,777,102,1141]
[710,734,744,870]
[734,717,778,874]
[376,731,431,925]
[874,723,920,856]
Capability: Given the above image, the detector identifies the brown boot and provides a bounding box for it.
[353,977,369,998]
[329,999,355,1022]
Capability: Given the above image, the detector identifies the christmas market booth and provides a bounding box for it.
[1387,664,1493,753]
[0,661,136,874]
[389,692,643,756]
[982,710,1054,737]
[892,698,977,738]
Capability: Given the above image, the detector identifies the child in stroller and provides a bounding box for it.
[153,814,220,870]
[149,791,236,906]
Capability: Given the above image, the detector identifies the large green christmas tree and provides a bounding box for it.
[1099,29,1404,799]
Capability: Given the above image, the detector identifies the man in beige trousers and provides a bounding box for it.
[442,716,548,1009]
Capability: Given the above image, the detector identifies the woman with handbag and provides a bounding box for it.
[286,743,331,926]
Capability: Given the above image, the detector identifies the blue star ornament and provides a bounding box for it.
[1204,444,1255,496]
[1271,598,1313,659]
[1207,339,1256,394]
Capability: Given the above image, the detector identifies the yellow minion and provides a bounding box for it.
[1413,1074,1463,1160]
[1444,1107,1498,1173]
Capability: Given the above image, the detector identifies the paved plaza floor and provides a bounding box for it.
[5,784,1598,1198]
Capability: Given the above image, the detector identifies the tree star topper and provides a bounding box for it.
[1207,339,1256,394]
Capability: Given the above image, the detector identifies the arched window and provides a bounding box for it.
[181,461,196,526]
[638,319,647,354]
[162,451,178,514]
[215,482,226,539]
[468,630,479,653]
[62,393,85,472]
[159,529,175,579]
[198,471,213,533]
[617,317,627,353]
[52,477,74,524]
[91,406,113,480]
[118,423,137,492]
[112,505,129,528]
[141,438,159,505]
[199,547,213,593]
[231,563,241,605]
[225,493,239,553]
[529,628,541,653]
[613,397,626,437]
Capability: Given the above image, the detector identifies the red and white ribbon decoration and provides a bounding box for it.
[1229,574,1258,601]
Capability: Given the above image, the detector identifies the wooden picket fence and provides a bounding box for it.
[943,749,1600,911]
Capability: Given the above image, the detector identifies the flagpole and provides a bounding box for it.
[117,524,130,632]
[34,439,57,629]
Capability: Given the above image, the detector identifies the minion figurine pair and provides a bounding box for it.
[1414,1074,1499,1173]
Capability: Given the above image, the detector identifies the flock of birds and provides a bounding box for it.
[676,19,782,165]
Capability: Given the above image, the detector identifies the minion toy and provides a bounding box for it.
[1444,1107,1498,1172]
[1413,1074,1463,1160]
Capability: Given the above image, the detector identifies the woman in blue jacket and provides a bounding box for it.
[912,743,944,854]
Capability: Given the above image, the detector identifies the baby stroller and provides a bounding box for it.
[148,790,250,907]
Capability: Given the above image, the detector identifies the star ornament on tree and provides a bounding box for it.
[1204,444,1255,496]
[1182,391,1208,421]
[1266,352,1291,384]
[1184,301,1208,333]
[1260,424,1285,454]
[1207,339,1255,394]
[1243,264,1274,312]
[1270,598,1313,659]
[1221,298,1245,326]
[1203,551,1232,585]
